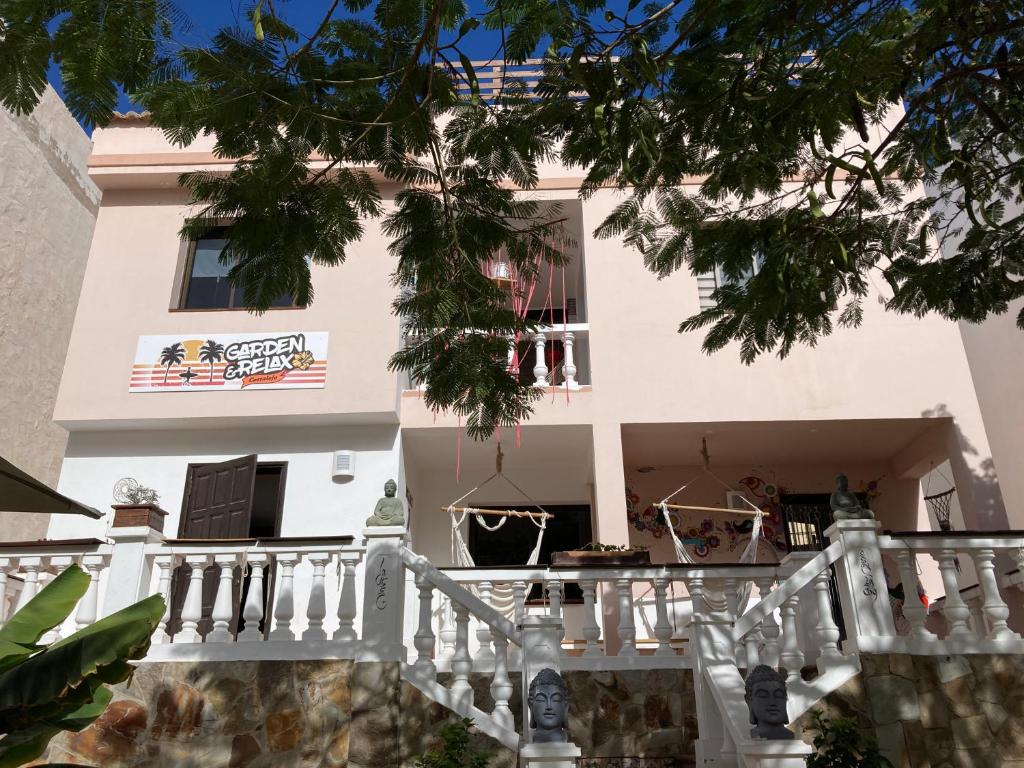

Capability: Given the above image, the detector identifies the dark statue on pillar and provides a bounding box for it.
[528,668,570,743]
[366,479,406,527]
[745,665,795,740]
[829,473,874,521]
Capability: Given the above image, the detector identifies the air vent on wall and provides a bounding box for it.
[725,491,750,511]
[332,450,356,482]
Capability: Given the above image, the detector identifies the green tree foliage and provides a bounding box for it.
[414,718,492,768]
[1,0,1021,435]
[805,710,894,768]
[0,565,165,767]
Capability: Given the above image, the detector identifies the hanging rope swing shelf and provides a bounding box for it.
[439,506,554,521]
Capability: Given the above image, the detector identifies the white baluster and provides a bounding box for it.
[512,581,528,623]
[14,557,42,613]
[779,594,804,684]
[175,555,209,644]
[451,602,474,709]
[546,578,564,646]
[413,573,436,674]
[812,570,842,666]
[302,553,331,641]
[439,599,457,659]
[0,557,12,626]
[973,548,1019,641]
[723,578,744,665]
[580,579,602,657]
[894,549,933,640]
[615,578,637,657]
[745,626,764,671]
[653,577,674,656]
[562,331,579,389]
[207,554,239,643]
[269,554,298,640]
[755,576,781,668]
[969,601,987,636]
[151,554,176,644]
[491,630,514,730]
[334,553,359,643]
[474,581,495,663]
[937,548,972,637]
[239,555,268,642]
[75,555,106,631]
[532,332,549,386]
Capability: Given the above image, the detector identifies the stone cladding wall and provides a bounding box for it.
[37,662,697,767]
[794,653,1024,768]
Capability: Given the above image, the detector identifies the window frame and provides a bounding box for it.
[173,228,306,312]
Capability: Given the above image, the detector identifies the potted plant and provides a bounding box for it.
[551,542,651,567]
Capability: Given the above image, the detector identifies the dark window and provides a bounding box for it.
[468,504,592,601]
[181,229,298,310]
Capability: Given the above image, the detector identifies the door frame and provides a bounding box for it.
[178,459,288,538]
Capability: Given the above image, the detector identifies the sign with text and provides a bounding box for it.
[130,332,328,392]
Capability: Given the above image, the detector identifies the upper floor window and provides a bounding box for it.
[696,253,765,309]
[180,229,299,310]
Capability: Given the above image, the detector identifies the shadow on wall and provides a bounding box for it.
[922,404,1007,531]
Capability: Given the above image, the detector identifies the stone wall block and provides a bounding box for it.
[951,714,992,750]
[873,722,908,768]
[942,675,980,718]
[918,690,951,729]
[866,675,920,724]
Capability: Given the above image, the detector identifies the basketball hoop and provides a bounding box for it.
[924,487,956,532]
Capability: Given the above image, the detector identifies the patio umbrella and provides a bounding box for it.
[0,456,102,518]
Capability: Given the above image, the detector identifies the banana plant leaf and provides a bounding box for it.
[0,567,89,675]
[0,587,163,768]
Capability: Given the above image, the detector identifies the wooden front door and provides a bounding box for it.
[167,455,257,637]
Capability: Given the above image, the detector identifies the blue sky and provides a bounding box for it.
[50,0,508,129]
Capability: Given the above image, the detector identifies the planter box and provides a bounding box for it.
[111,504,168,532]
[551,549,651,567]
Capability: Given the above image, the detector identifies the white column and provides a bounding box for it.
[562,332,579,389]
[532,332,549,386]
[973,548,1018,641]
[615,578,637,656]
[14,557,42,613]
[580,579,602,657]
[359,527,408,661]
[302,552,331,641]
[239,555,267,642]
[175,555,209,644]
[75,555,106,631]
[269,553,299,641]
[474,581,496,663]
[894,549,933,642]
[413,573,436,674]
[653,577,674,656]
[491,630,514,730]
[824,519,897,653]
[518,615,565,744]
[812,569,842,668]
[451,602,474,709]
[102,525,164,616]
[755,576,781,668]
[207,553,239,643]
[779,593,804,684]
[333,553,360,643]
[937,548,973,637]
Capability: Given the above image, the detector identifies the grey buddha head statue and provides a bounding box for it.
[528,668,569,743]
[745,665,794,740]
[383,478,397,497]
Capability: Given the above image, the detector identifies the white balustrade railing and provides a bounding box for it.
[0,540,113,639]
[880,532,1024,652]
[404,323,591,390]
[144,538,365,648]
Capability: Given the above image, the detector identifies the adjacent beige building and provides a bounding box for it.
[0,86,100,540]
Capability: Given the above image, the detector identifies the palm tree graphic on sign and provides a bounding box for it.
[158,342,186,384]
[198,339,225,383]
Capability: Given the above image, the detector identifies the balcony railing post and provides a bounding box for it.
[754,576,781,668]
[562,331,579,389]
[0,558,11,625]
[207,553,240,643]
[302,552,331,641]
[334,552,360,643]
[102,505,166,617]
[825,519,896,653]
[937,548,973,637]
[653,577,674,656]
[615,578,638,657]
[580,579,602,657]
[14,556,42,613]
[894,548,934,646]
[973,548,1019,642]
[532,332,549,386]
[359,526,408,662]
[175,554,209,643]
[474,581,496,663]
[239,554,268,642]
[269,553,299,641]
[75,554,107,631]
